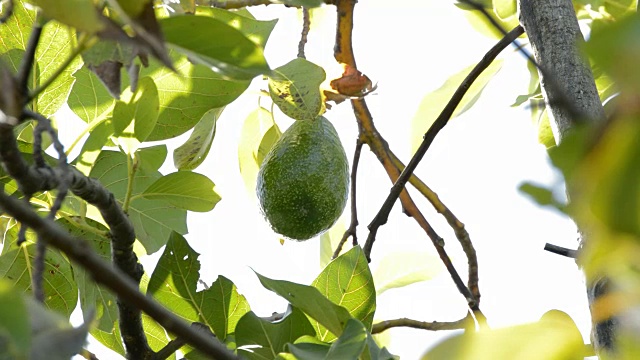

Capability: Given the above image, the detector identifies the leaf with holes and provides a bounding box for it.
[0,226,77,318]
[269,58,326,120]
[173,107,224,171]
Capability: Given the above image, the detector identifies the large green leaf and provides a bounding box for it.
[373,251,442,295]
[311,246,375,341]
[0,226,77,318]
[255,272,352,338]
[74,119,115,176]
[173,107,224,171]
[140,51,250,140]
[324,319,368,359]
[410,60,503,152]
[421,310,584,360]
[269,58,326,120]
[238,107,281,196]
[160,15,269,80]
[236,307,316,360]
[148,232,250,345]
[141,171,221,212]
[148,232,203,323]
[194,7,278,48]
[202,276,251,342]
[0,1,83,117]
[68,66,116,123]
[89,149,187,254]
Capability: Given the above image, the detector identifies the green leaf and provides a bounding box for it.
[311,246,375,341]
[148,232,204,323]
[89,149,187,254]
[319,217,346,269]
[287,341,330,360]
[74,119,115,176]
[255,272,352,338]
[374,251,442,295]
[141,171,221,212]
[0,279,30,358]
[173,107,224,171]
[238,107,281,195]
[55,218,122,354]
[269,58,326,120]
[27,0,104,33]
[138,145,168,173]
[493,0,517,20]
[605,0,637,18]
[325,319,367,359]
[160,15,269,80]
[0,226,78,318]
[421,310,584,360]
[363,333,395,360]
[68,66,116,123]
[112,76,160,154]
[202,276,251,342]
[519,183,566,212]
[194,7,278,48]
[410,60,503,152]
[236,307,316,360]
[141,50,250,140]
[0,1,83,117]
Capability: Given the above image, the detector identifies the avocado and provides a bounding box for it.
[256,116,349,241]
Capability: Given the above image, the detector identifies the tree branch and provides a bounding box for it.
[366,24,524,256]
[331,0,484,316]
[297,7,310,59]
[372,316,470,334]
[0,192,241,360]
[332,138,362,259]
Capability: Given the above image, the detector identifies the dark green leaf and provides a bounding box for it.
[141,171,221,212]
[236,307,316,360]
[311,246,375,341]
[255,272,352,338]
[269,58,326,120]
[173,107,223,171]
[160,15,269,80]
[325,319,367,359]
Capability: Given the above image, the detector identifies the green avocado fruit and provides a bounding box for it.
[256,116,349,241]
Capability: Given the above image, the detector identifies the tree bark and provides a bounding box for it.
[517,0,611,355]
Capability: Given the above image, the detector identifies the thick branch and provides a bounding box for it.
[0,193,240,360]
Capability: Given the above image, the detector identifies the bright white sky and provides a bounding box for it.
[68,1,592,359]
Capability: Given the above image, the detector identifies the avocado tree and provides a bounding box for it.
[0,0,639,359]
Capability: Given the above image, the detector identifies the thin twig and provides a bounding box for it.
[332,138,362,259]
[0,192,241,360]
[544,243,578,258]
[17,13,42,96]
[365,25,524,258]
[156,323,214,360]
[297,7,310,58]
[372,316,470,334]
